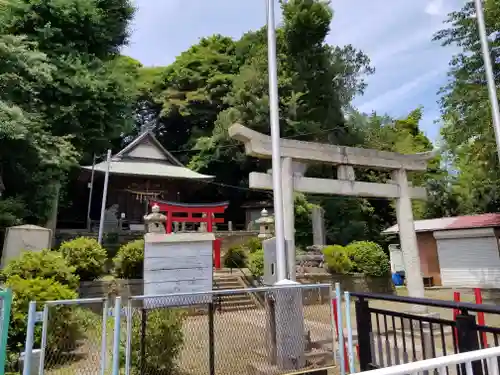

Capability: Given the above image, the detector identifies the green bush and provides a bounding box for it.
[1,250,78,289]
[322,245,352,274]
[6,276,82,356]
[346,241,390,277]
[244,237,263,253]
[223,246,247,268]
[120,308,185,375]
[113,239,144,279]
[59,237,107,281]
[248,249,264,277]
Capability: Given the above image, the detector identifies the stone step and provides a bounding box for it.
[217,302,258,312]
[218,296,254,304]
[214,282,245,290]
[214,276,242,283]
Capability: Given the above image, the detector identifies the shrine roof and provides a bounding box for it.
[83,160,213,179]
[82,130,214,180]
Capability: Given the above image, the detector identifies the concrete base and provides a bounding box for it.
[274,279,306,370]
[401,311,440,330]
[247,351,335,375]
[20,349,41,375]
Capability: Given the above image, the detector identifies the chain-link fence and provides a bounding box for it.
[23,297,111,375]
[0,288,12,375]
[122,283,335,375]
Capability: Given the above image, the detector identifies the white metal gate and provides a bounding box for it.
[22,297,110,375]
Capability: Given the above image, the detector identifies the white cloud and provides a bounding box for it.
[357,68,446,114]
[425,0,446,16]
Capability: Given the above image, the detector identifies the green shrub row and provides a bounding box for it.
[322,241,390,277]
[1,236,183,374]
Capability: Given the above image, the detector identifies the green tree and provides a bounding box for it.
[434,0,500,214]
[0,0,137,224]
[0,34,77,222]
[185,0,372,209]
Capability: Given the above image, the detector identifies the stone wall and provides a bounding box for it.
[56,229,259,256]
[297,271,395,294]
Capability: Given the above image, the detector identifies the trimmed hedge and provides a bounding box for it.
[113,239,144,279]
[59,237,107,281]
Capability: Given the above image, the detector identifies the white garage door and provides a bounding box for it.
[436,230,500,288]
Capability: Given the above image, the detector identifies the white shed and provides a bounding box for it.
[434,228,500,288]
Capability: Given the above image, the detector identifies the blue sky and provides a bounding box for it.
[123,0,466,142]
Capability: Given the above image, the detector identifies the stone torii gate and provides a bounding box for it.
[229,123,435,298]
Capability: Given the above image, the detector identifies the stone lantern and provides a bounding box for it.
[256,208,274,239]
[143,204,167,233]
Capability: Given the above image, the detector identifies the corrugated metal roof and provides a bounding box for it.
[82,160,213,180]
[382,213,500,234]
[447,213,500,229]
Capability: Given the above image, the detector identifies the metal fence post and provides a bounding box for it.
[328,285,337,367]
[0,289,12,375]
[111,297,121,375]
[23,301,37,375]
[456,311,483,375]
[335,283,345,375]
[101,298,109,375]
[344,291,355,374]
[354,297,374,371]
[38,304,49,375]
[124,299,132,375]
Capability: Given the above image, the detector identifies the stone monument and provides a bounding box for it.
[142,207,213,309]
[311,206,326,246]
[103,204,120,233]
[1,225,51,268]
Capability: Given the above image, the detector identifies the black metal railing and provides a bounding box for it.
[352,292,500,374]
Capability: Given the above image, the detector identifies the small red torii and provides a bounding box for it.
[149,200,229,268]
[149,200,229,233]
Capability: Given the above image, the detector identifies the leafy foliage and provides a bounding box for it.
[433,0,500,214]
[248,249,264,278]
[120,309,185,375]
[1,249,79,289]
[346,241,390,277]
[6,276,80,355]
[322,245,352,274]
[59,237,107,281]
[0,0,137,225]
[113,239,144,279]
[223,246,247,268]
[0,0,463,247]
[243,237,263,254]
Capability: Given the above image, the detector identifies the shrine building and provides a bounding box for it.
[81,130,214,229]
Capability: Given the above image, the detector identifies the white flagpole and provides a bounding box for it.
[474,0,500,163]
[266,0,287,281]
